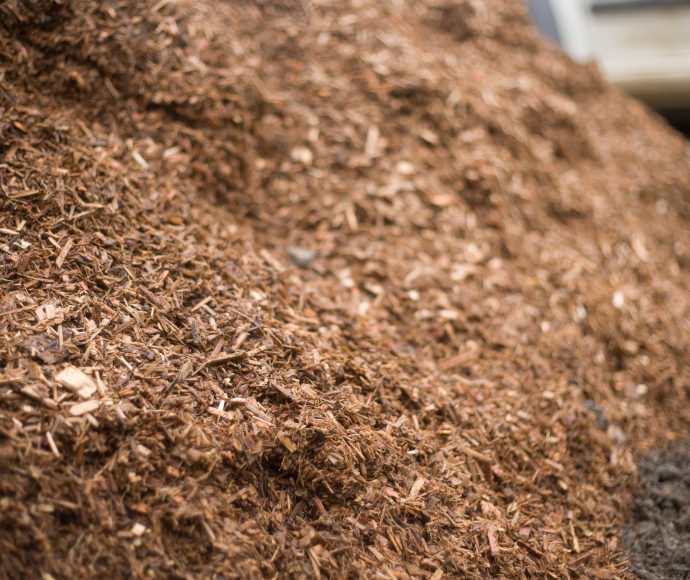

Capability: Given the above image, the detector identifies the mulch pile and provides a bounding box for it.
[1,0,689,578]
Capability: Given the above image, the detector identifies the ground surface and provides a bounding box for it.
[625,437,690,580]
[0,1,689,578]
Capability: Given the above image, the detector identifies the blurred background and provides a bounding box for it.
[527,0,690,132]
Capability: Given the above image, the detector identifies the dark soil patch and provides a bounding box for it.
[626,437,690,580]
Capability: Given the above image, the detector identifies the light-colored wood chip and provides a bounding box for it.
[55,366,97,398]
[407,477,426,501]
[487,525,500,557]
[55,237,73,268]
[69,399,100,416]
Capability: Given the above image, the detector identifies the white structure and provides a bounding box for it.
[528,0,690,108]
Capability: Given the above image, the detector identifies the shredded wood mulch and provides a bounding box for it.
[1,1,689,578]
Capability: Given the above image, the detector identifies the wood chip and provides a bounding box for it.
[55,237,73,268]
[69,399,100,416]
[55,366,98,399]
[46,431,60,457]
[407,477,425,501]
[487,525,500,557]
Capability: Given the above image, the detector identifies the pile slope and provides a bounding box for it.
[1,0,688,577]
